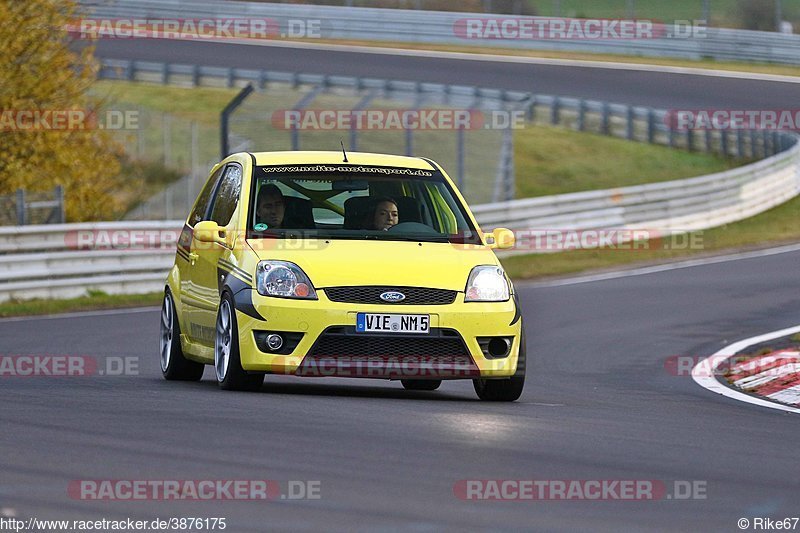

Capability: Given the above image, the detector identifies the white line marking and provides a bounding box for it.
[767,385,800,404]
[692,324,800,414]
[0,306,158,323]
[130,35,800,84]
[520,242,800,288]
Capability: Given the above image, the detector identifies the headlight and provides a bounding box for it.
[256,261,317,299]
[465,265,510,302]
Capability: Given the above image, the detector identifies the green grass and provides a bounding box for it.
[527,0,799,29]
[92,81,238,123]
[513,125,738,196]
[0,292,162,318]
[501,193,800,280]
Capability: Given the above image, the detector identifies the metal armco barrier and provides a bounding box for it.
[78,0,800,65]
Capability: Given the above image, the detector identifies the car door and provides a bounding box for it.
[191,163,244,346]
[178,165,224,345]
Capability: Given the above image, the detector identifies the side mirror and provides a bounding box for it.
[193,221,226,245]
[489,228,515,250]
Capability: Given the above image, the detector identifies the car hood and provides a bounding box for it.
[247,239,499,291]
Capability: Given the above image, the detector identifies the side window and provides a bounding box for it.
[209,165,243,226]
[188,166,224,227]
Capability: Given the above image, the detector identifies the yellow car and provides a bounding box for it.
[159,151,525,401]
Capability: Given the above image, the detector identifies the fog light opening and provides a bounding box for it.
[266,334,284,351]
[488,337,511,358]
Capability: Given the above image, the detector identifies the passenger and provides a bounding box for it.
[256,184,285,229]
[367,197,399,231]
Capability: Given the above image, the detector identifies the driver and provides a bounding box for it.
[256,184,286,229]
[367,197,398,231]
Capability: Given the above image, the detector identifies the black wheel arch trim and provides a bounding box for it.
[219,270,265,321]
[510,291,521,326]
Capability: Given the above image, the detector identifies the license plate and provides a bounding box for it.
[356,313,430,334]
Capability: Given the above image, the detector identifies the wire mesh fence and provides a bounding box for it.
[0,187,65,226]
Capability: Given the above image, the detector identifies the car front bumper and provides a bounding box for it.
[233,288,523,379]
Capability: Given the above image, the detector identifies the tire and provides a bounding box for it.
[401,379,442,391]
[160,290,205,381]
[215,294,264,392]
[473,329,526,402]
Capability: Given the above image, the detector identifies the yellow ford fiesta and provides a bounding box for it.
[160,151,525,401]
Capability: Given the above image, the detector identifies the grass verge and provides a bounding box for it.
[0,291,162,318]
[501,193,800,280]
[514,126,738,196]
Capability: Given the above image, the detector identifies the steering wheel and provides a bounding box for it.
[387,222,439,234]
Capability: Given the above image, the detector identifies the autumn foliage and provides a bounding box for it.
[0,0,123,221]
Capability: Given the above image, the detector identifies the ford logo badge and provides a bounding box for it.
[380,291,406,303]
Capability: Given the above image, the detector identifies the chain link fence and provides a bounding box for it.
[0,187,65,226]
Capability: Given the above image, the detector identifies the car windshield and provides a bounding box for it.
[248,164,482,244]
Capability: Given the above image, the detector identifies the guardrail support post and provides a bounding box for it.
[15,189,26,226]
[526,94,536,123]
[55,185,65,224]
[736,129,744,158]
[577,100,586,131]
[551,97,560,126]
[705,129,712,153]
[721,130,729,157]
[686,128,694,152]
[626,106,634,140]
[601,103,610,135]
[647,109,655,144]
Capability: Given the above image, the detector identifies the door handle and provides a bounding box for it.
[188,252,199,265]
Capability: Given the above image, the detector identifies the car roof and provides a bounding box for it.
[250,151,436,170]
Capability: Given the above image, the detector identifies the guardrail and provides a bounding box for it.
[1,131,797,302]
[79,0,800,65]
[0,222,176,301]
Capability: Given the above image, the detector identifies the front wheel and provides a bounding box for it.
[401,379,442,391]
[160,290,204,381]
[215,294,264,392]
[473,330,526,402]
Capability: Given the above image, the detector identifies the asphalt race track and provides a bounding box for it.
[3,250,800,530]
[2,40,799,531]
[93,39,800,109]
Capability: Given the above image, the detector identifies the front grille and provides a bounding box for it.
[324,286,457,305]
[298,327,478,378]
[308,327,469,357]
